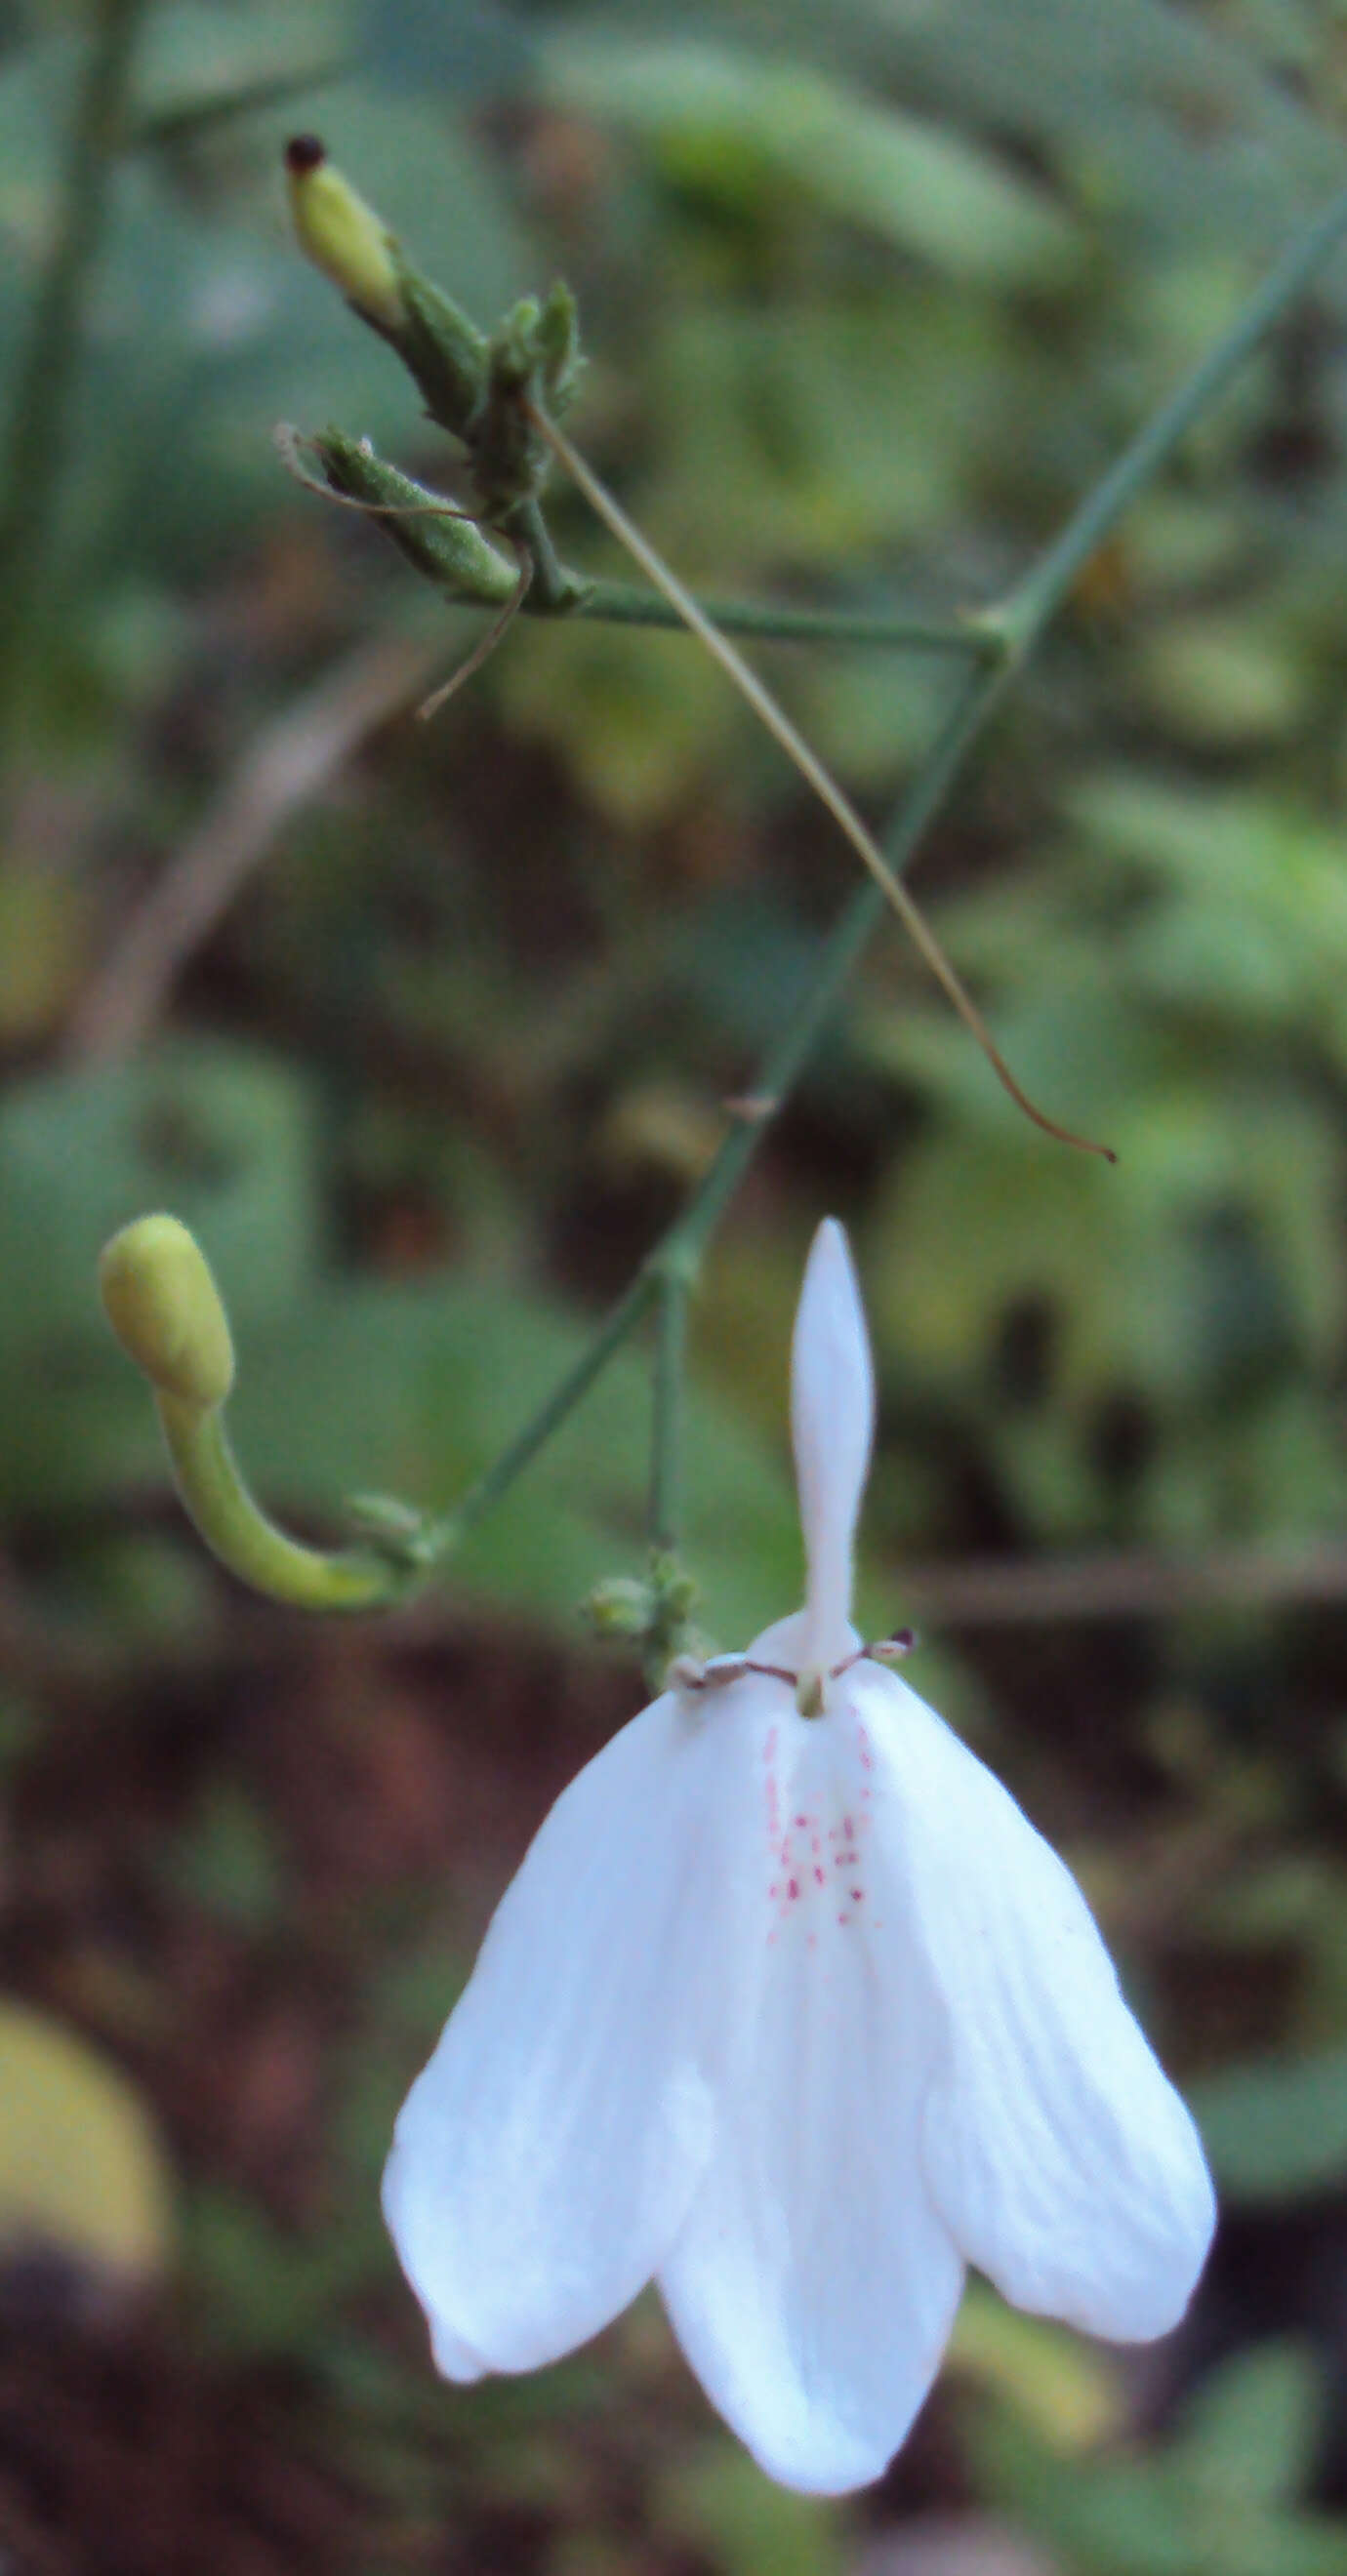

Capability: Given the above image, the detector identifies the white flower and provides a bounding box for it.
[383,1220,1217,2494]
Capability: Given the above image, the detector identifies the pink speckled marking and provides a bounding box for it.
[760,1713,878,1934]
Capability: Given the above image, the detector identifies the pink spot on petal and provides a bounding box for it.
[814,1867,825,1886]
[788,1877,799,1901]
[851,1888,863,1903]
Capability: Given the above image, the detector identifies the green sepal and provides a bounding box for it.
[389,256,491,439]
[468,283,586,523]
[535,281,585,413]
[314,430,519,606]
[345,1490,443,1583]
[581,1549,707,1694]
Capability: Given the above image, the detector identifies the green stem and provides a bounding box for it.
[649,1263,692,1552]
[426,1268,656,1557]
[415,183,1347,1565]
[564,580,986,656]
[680,668,997,1268]
[156,1395,399,1611]
[510,495,581,609]
[0,0,147,738]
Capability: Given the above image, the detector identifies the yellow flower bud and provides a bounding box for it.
[100,1216,235,1412]
[284,136,406,333]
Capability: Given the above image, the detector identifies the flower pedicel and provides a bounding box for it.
[384,1222,1215,2493]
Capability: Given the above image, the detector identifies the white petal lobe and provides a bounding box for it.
[383,1692,720,2376]
[850,1670,1216,2342]
[659,1694,964,2493]
[791,1220,875,1673]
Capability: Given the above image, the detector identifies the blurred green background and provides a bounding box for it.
[7,0,1347,2569]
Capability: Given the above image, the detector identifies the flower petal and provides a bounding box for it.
[383,1690,722,2377]
[850,1670,1216,2341]
[658,1695,964,2493]
[791,1220,875,1675]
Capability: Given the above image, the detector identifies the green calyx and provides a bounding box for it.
[284,141,587,597]
[469,285,585,522]
[582,1549,706,1692]
[314,430,520,605]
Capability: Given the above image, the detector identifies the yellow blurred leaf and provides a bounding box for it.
[950,2281,1123,2454]
[0,1998,174,2281]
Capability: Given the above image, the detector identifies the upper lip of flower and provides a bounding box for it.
[381,1218,1217,2495]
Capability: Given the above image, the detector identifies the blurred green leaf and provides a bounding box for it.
[1189,2043,1347,2202]
[355,0,532,98]
[184,2183,384,2359]
[1176,2343,1323,2514]
[976,2341,1347,2576]
[656,2437,843,2576]
[159,1782,289,1933]
[546,34,1079,285]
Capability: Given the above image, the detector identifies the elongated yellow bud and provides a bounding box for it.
[284,135,405,332]
[100,1215,235,1412]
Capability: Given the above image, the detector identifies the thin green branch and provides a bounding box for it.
[413,182,1347,1569]
[672,666,997,1271]
[424,1269,656,1560]
[565,579,986,656]
[534,402,1113,1163]
[0,0,147,737]
[105,175,1347,1613]
[309,425,990,655]
[649,1262,692,1553]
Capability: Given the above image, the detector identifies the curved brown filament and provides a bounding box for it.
[272,422,481,523]
[527,402,1116,1166]
[273,423,534,721]
[417,541,534,720]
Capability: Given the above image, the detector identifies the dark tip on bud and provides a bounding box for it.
[285,134,326,175]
